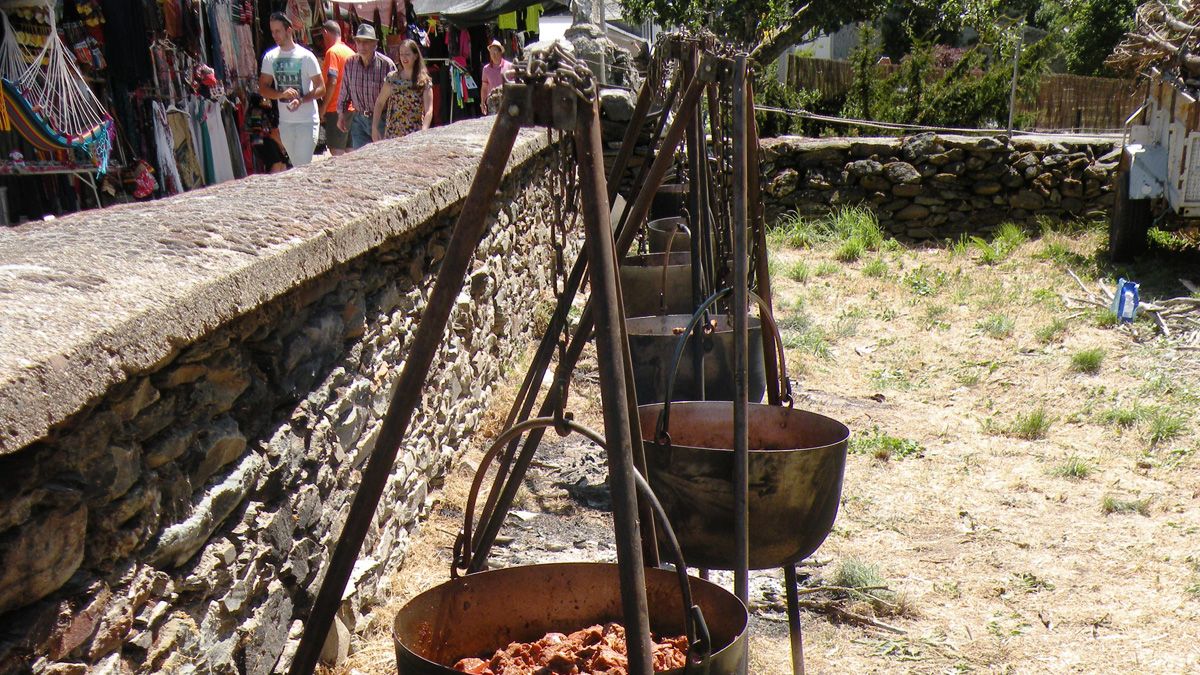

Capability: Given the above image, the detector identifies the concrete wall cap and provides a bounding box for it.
[0,118,551,455]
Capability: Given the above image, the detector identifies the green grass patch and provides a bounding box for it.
[1011,571,1056,593]
[862,257,888,278]
[1070,348,1105,374]
[1148,411,1187,447]
[769,206,886,251]
[1093,310,1120,328]
[851,427,925,461]
[1102,495,1152,516]
[1050,455,1092,480]
[923,304,951,331]
[903,265,948,296]
[970,223,1028,264]
[977,314,1015,339]
[829,558,903,614]
[871,368,915,391]
[1008,407,1053,440]
[1035,318,1068,344]
[814,261,840,277]
[777,308,832,359]
[836,238,866,262]
[785,260,811,283]
[1099,404,1153,429]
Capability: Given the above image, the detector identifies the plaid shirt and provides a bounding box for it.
[338,52,396,116]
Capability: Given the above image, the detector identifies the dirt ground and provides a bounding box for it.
[335,224,1200,674]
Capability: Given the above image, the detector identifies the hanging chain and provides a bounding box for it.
[546,127,580,415]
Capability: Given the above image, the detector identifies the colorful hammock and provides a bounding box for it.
[0,77,112,174]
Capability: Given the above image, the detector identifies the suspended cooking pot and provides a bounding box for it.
[637,289,850,570]
[626,314,766,404]
[647,217,692,254]
[396,416,748,675]
[620,251,693,317]
[650,183,688,220]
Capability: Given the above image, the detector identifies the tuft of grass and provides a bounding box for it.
[1050,455,1092,480]
[835,238,866,262]
[903,265,948,296]
[1070,348,1105,374]
[778,308,832,359]
[1102,495,1152,516]
[862,257,888,278]
[828,558,911,615]
[970,223,1027,264]
[948,233,971,257]
[785,260,811,283]
[850,427,925,461]
[871,368,915,391]
[1035,318,1068,344]
[1093,309,1120,328]
[769,206,886,252]
[1148,411,1187,447]
[923,304,950,331]
[1099,404,1153,429]
[814,261,840,277]
[1009,407,1053,440]
[977,314,1015,339]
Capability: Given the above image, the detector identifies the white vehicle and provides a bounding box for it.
[1112,70,1200,260]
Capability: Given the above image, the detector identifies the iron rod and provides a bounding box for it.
[730,54,752,675]
[745,77,782,406]
[785,565,806,675]
[684,46,707,400]
[290,110,524,675]
[575,94,655,675]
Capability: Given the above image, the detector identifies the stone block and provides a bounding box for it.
[883,161,921,185]
[895,204,931,221]
[150,453,263,569]
[0,499,86,615]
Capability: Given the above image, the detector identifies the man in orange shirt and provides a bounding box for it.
[320,20,355,156]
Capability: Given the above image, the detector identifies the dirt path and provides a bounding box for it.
[337,224,1200,674]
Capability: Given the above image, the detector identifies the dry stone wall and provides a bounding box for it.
[760,133,1120,238]
[0,120,570,674]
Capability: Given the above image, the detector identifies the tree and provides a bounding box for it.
[1037,0,1137,76]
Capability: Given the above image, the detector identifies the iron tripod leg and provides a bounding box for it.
[785,564,805,675]
[575,93,656,675]
[288,104,524,675]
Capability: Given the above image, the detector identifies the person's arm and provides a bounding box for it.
[480,69,492,114]
[259,72,298,102]
[372,80,392,141]
[321,61,339,113]
[421,81,433,130]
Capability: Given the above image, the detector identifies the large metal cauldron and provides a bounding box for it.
[393,563,748,674]
[619,252,693,317]
[647,217,691,254]
[638,402,849,570]
[626,314,766,404]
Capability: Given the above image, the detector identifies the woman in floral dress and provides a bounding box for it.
[372,39,433,140]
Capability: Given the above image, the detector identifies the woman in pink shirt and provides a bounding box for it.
[480,39,514,114]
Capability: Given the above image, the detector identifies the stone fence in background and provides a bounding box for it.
[0,119,568,673]
[760,133,1120,239]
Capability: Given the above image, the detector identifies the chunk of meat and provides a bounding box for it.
[451,623,688,675]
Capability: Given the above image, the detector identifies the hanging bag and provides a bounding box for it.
[385,0,403,60]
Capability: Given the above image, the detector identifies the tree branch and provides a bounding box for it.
[749,3,812,69]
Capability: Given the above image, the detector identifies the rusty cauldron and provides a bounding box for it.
[392,563,747,675]
[647,217,692,254]
[395,417,748,675]
[636,288,850,570]
[619,251,693,318]
[626,314,766,405]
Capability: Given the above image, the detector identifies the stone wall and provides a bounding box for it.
[0,119,570,673]
[760,132,1120,239]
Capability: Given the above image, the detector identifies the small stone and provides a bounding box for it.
[320,615,350,667]
[1010,189,1046,211]
[891,183,922,197]
[0,500,86,615]
[111,380,160,421]
[973,181,1002,196]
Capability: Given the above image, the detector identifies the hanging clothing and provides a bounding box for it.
[222,105,246,179]
[380,73,429,139]
[166,108,203,190]
[151,101,183,195]
[525,4,543,33]
[203,99,235,183]
[497,11,517,30]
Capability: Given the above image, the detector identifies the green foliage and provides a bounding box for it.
[769,206,886,252]
[1051,455,1092,480]
[842,22,1053,130]
[863,258,889,278]
[851,426,926,460]
[785,260,811,283]
[1099,404,1152,429]
[1070,348,1105,374]
[1102,495,1151,516]
[754,62,827,138]
[977,314,1015,338]
[1035,318,1067,344]
[1038,0,1137,77]
[1009,406,1052,440]
[1148,412,1187,448]
[617,0,875,47]
[903,264,947,296]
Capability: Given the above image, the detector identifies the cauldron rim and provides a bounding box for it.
[638,401,850,453]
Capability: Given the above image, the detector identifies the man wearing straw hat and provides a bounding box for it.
[337,23,396,150]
